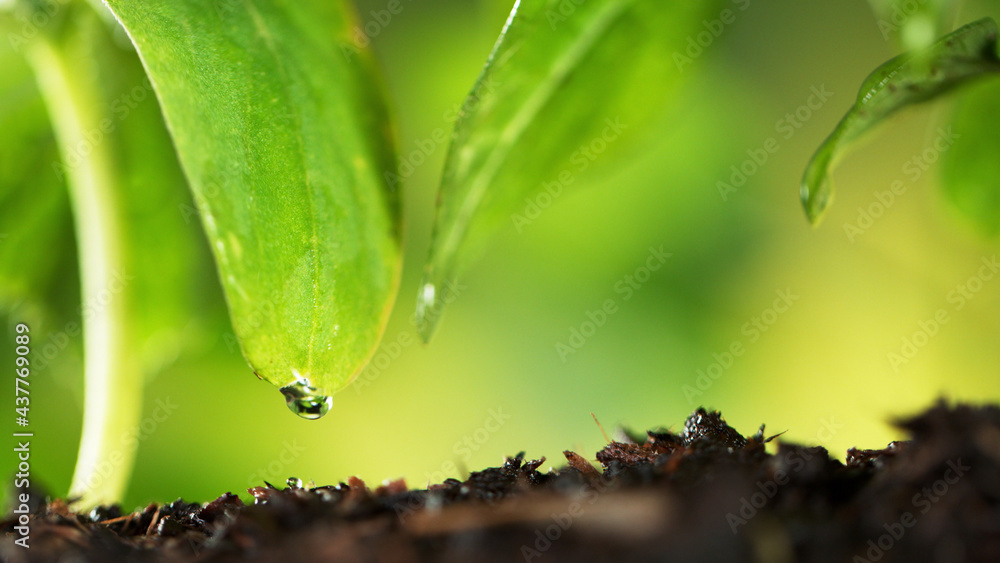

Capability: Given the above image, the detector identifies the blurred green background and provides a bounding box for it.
[3,0,1000,509]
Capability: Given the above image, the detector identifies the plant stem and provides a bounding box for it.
[26,7,140,508]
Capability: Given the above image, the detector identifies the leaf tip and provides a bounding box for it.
[802,188,830,226]
[800,160,832,226]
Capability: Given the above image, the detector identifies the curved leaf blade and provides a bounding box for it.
[801,17,1000,225]
[417,0,718,340]
[102,0,401,406]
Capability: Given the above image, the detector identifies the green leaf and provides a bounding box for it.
[2,0,221,373]
[0,42,78,322]
[101,0,401,411]
[800,17,1000,225]
[11,0,223,506]
[74,7,223,374]
[940,79,1000,235]
[2,1,219,371]
[416,0,720,341]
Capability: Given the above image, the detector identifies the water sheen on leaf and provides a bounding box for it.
[417,0,718,341]
[800,17,1000,225]
[102,0,401,402]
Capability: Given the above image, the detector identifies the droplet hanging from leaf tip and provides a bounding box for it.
[280,377,332,420]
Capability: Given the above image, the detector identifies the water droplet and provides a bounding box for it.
[286,477,303,489]
[280,378,332,420]
[420,282,436,305]
[415,279,444,343]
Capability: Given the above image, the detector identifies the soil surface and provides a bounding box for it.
[3,402,1000,562]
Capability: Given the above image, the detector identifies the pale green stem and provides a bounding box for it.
[27,26,140,508]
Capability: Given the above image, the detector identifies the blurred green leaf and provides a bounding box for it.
[0,2,216,372]
[79,7,222,373]
[102,0,401,410]
[0,44,77,323]
[417,0,719,341]
[940,80,1000,235]
[801,17,1000,225]
[12,0,223,504]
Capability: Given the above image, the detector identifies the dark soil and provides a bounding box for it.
[3,402,1000,562]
